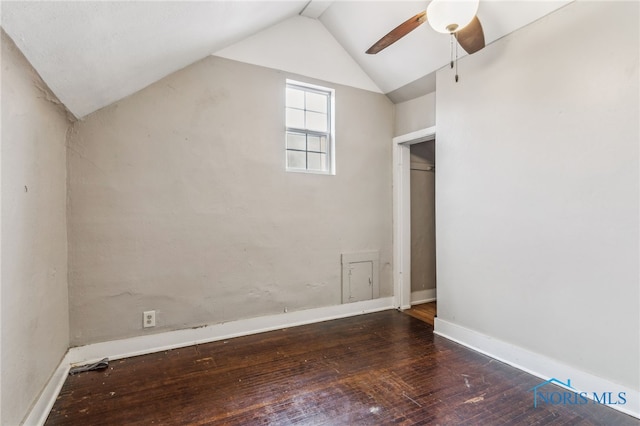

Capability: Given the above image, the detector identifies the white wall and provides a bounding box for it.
[435,0,638,391]
[68,56,394,345]
[1,30,70,425]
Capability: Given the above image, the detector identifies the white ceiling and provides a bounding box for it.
[1,1,307,118]
[1,0,571,119]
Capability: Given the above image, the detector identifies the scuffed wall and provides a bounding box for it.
[435,1,639,390]
[1,30,70,425]
[68,56,394,345]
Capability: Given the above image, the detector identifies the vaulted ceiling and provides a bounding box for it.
[1,1,571,119]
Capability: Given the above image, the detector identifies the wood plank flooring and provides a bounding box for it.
[46,311,638,425]
[404,302,437,326]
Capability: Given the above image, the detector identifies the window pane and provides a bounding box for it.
[320,136,327,153]
[307,135,327,153]
[286,132,306,151]
[287,150,306,170]
[285,81,333,174]
[307,152,327,171]
[306,111,327,132]
[306,92,327,113]
[286,87,305,109]
[286,107,305,129]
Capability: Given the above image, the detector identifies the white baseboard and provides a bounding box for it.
[411,289,436,305]
[23,297,394,425]
[434,318,639,419]
[22,356,71,426]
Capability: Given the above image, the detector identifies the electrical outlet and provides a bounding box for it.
[143,310,156,328]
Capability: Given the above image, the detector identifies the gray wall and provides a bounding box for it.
[394,92,435,137]
[1,30,70,425]
[435,1,639,390]
[68,56,394,345]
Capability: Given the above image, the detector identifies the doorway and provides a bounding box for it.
[392,127,435,310]
[409,141,436,305]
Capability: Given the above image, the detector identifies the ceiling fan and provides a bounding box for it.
[365,0,485,57]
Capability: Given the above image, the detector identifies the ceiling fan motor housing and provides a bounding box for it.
[427,0,479,33]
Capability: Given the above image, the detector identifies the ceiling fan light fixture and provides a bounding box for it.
[427,0,479,34]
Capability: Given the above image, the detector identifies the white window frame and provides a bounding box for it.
[285,79,336,175]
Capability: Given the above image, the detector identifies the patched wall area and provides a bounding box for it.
[68,56,394,345]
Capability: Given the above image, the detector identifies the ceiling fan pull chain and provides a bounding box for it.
[454,32,459,82]
[450,33,455,69]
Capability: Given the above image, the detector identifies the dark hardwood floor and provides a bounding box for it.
[46,311,637,425]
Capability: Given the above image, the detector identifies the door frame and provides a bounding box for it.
[392,126,436,310]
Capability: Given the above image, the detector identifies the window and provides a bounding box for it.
[285,80,335,174]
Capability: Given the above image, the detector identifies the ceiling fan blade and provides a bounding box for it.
[366,10,427,54]
[456,15,485,54]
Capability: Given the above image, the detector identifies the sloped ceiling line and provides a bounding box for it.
[1,1,571,118]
